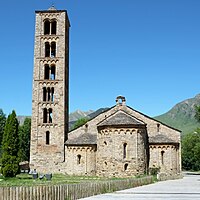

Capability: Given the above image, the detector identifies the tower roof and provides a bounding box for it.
[48,4,57,11]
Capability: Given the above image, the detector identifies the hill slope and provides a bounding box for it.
[155,94,200,134]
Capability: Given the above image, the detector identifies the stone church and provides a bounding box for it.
[30,7,181,178]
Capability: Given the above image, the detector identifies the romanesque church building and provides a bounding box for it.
[30,7,181,178]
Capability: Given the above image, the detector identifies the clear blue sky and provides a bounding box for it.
[1,0,200,117]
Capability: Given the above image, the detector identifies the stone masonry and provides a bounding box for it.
[30,7,70,172]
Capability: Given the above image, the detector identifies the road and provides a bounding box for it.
[80,173,200,200]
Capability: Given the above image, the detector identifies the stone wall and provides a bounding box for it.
[150,144,180,174]
[96,127,148,177]
[64,145,96,175]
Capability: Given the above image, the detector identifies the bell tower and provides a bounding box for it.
[30,6,70,172]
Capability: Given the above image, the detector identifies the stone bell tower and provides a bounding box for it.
[30,6,70,172]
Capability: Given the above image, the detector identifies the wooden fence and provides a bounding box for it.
[0,176,153,200]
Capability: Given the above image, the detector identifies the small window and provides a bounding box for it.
[123,143,127,159]
[46,131,50,145]
[157,124,160,132]
[124,163,128,171]
[77,155,81,164]
[161,151,165,165]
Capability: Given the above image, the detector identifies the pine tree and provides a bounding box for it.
[1,110,20,177]
[18,118,31,162]
[0,109,6,146]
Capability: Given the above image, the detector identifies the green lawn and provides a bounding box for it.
[0,173,126,187]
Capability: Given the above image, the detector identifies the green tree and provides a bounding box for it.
[72,117,89,130]
[182,129,200,171]
[18,118,31,162]
[195,105,200,122]
[0,109,6,146]
[1,110,20,177]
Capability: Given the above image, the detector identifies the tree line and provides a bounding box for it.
[0,109,30,177]
[181,106,200,171]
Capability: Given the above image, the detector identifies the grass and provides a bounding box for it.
[0,173,138,187]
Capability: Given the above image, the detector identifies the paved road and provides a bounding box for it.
[80,174,200,200]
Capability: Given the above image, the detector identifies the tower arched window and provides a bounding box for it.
[43,108,47,123]
[51,42,56,57]
[49,108,53,123]
[123,143,127,159]
[50,65,56,80]
[45,42,50,57]
[43,108,53,123]
[44,19,57,35]
[46,131,50,145]
[51,87,54,101]
[44,20,50,35]
[43,87,47,101]
[47,87,51,101]
[51,20,57,35]
[44,64,50,79]
[45,42,56,58]
[44,64,56,80]
[43,87,54,102]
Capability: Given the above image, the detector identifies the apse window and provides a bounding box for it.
[124,163,128,171]
[123,143,127,159]
[161,151,165,165]
[77,154,81,165]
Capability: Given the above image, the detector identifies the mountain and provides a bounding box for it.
[68,108,109,130]
[69,109,94,122]
[87,108,109,119]
[17,116,31,125]
[155,94,200,134]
